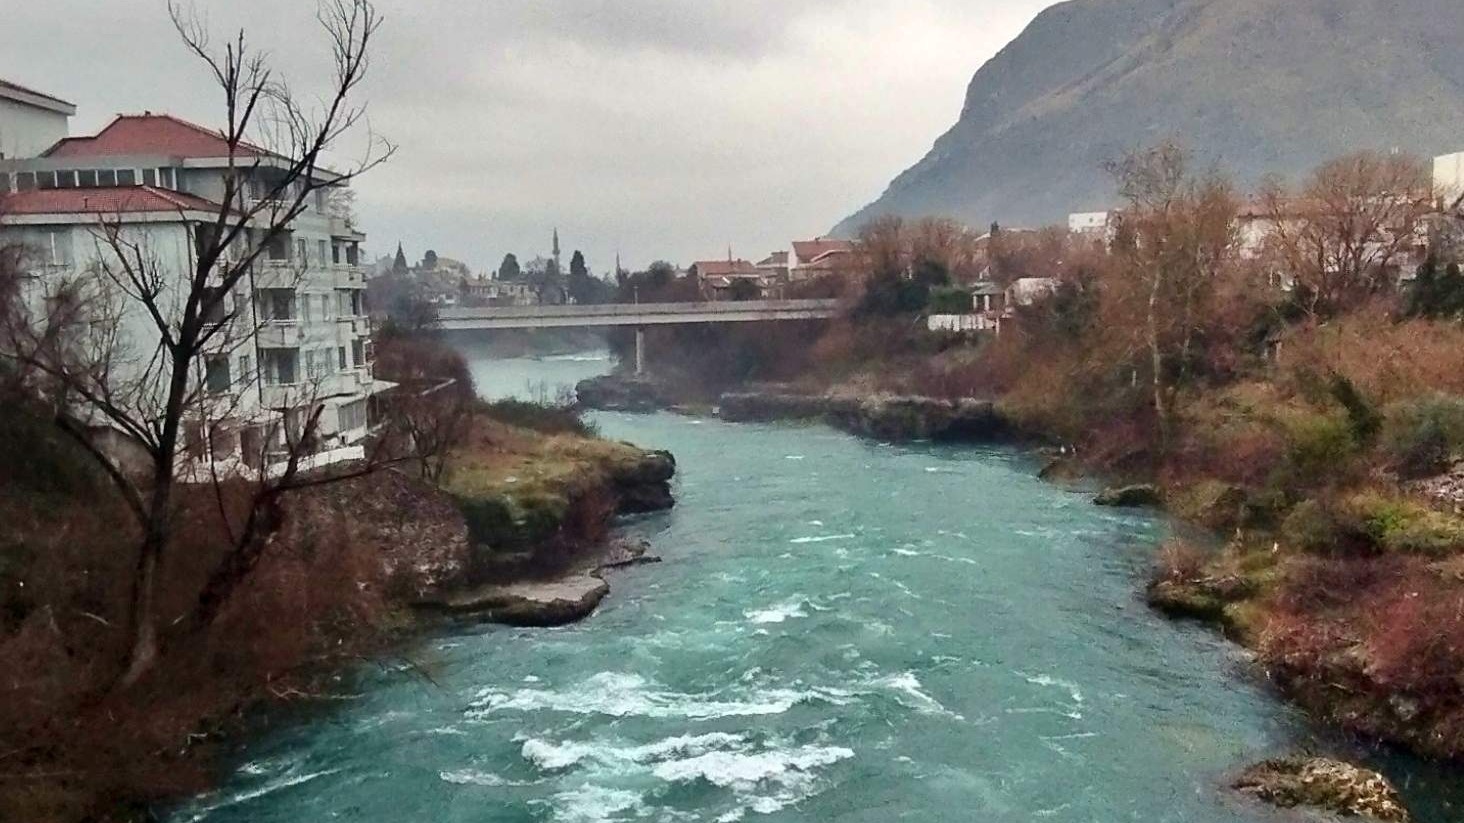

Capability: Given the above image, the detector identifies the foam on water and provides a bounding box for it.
[518,729,853,822]
[467,672,853,722]
[744,599,807,624]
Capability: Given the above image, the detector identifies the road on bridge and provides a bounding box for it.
[435,299,843,375]
[435,299,841,331]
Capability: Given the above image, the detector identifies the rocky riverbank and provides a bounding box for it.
[420,415,676,626]
[575,374,1016,444]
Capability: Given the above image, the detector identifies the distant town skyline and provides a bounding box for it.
[2,0,1056,275]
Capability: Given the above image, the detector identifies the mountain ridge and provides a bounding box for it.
[836,0,1464,234]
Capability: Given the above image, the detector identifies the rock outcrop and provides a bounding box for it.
[432,575,611,627]
[1094,484,1162,508]
[1233,757,1411,822]
[575,374,673,413]
[718,392,1011,443]
[610,449,677,514]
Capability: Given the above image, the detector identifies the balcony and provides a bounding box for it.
[333,265,367,289]
[252,259,303,289]
[255,321,303,348]
[335,316,371,336]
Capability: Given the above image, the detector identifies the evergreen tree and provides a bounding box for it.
[498,253,521,281]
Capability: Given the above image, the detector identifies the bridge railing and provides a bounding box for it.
[437,299,842,321]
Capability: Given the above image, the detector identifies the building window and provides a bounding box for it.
[159,168,176,189]
[78,169,97,188]
[0,173,8,193]
[351,339,365,367]
[142,169,156,187]
[116,169,136,186]
[261,289,295,321]
[338,399,368,433]
[205,355,231,395]
[264,350,298,385]
[338,346,348,370]
[303,349,316,380]
[36,171,57,190]
[98,169,117,187]
[295,238,308,264]
[201,287,226,325]
[43,230,72,266]
[15,172,35,191]
[318,240,328,266]
[240,354,252,383]
[55,171,77,189]
[302,292,314,323]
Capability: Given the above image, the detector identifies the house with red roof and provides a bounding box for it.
[0,96,387,476]
[789,237,857,281]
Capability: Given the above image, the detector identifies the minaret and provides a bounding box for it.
[552,228,561,272]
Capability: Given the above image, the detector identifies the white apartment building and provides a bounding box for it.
[0,79,75,160]
[0,98,389,476]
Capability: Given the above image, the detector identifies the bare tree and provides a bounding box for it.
[1259,150,1434,318]
[0,0,395,687]
[1105,141,1239,452]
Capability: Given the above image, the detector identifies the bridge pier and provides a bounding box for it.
[634,327,646,375]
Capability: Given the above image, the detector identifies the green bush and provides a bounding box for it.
[1280,410,1356,486]
[480,399,597,438]
[1280,499,1339,552]
[1340,492,1464,556]
[1381,394,1464,478]
[927,287,975,315]
[1328,373,1381,446]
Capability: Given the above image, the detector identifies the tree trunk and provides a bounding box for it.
[1148,273,1170,453]
[118,517,167,689]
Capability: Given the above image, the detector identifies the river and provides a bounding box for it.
[170,352,1464,822]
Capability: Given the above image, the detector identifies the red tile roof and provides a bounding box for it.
[693,259,758,277]
[793,238,854,265]
[45,113,263,159]
[1,186,222,216]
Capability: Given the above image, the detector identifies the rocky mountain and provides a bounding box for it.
[836,0,1464,234]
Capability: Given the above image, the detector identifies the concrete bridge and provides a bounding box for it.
[436,299,841,373]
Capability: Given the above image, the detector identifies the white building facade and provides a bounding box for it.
[0,109,388,476]
[0,79,74,160]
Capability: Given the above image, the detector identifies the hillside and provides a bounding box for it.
[836,0,1464,233]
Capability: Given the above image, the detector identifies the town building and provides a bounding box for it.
[1436,151,1464,206]
[0,79,75,160]
[1068,210,1118,238]
[691,258,771,300]
[0,94,388,475]
[460,275,537,306]
[790,237,856,280]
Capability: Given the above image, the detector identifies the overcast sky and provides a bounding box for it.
[4,0,1054,274]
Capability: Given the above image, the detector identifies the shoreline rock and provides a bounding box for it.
[718,391,1012,443]
[575,374,673,413]
[1094,484,1162,508]
[430,575,611,627]
[1233,757,1411,822]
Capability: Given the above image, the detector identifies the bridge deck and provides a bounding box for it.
[436,299,841,330]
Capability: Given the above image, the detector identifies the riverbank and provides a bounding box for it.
[574,356,1464,794]
[0,399,674,822]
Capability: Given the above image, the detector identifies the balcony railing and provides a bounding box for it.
[255,321,303,348]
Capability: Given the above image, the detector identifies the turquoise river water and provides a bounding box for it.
[169,352,1464,822]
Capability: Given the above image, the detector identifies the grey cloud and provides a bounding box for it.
[3,0,1056,273]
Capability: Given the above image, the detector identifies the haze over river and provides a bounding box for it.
[171,352,1464,822]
